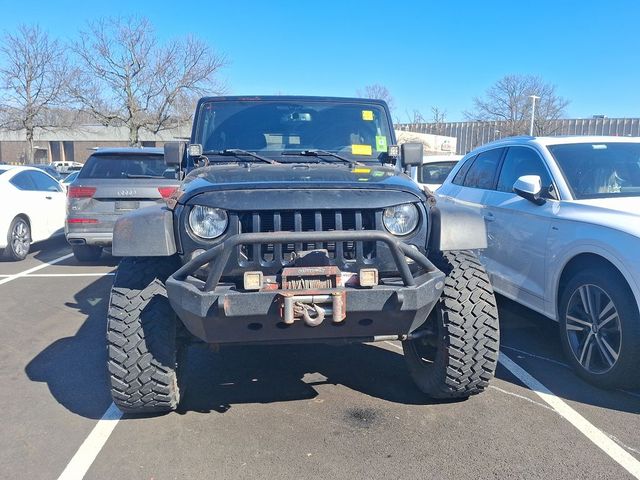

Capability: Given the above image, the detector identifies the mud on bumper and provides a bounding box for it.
[165,230,446,345]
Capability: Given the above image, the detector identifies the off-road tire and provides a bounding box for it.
[107,256,186,414]
[559,267,640,389]
[402,250,499,399]
[72,244,102,262]
[3,216,31,261]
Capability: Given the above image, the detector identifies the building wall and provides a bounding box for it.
[0,139,165,164]
[396,118,640,154]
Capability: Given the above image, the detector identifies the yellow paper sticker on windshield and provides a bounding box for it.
[362,110,374,121]
[352,144,372,156]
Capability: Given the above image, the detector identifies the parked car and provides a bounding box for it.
[105,95,500,414]
[412,155,463,191]
[51,161,84,174]
[32,164,64,181]
[65,147,180,262]
[0,165,66,260]
[60,170,80,192]
[438,135,640,389]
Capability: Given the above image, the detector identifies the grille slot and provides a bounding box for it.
[238,210,377,267]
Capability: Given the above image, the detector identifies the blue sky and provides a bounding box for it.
[0,0,638,121]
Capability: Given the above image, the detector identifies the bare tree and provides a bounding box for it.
[357,84,395,112]
[431,106,447,124]
[465,74,569,136]
[72,16,227,146]
[405,109,425,123]
[0,25,72,163]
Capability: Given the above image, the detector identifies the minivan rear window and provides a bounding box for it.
[78,154,169,179]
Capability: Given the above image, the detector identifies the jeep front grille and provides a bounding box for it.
[237,210,378,267]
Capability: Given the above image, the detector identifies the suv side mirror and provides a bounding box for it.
[400,143,423,169]
[513,175,546,205]
[164,142,185,167]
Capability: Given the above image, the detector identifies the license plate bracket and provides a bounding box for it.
[115,200,140,211]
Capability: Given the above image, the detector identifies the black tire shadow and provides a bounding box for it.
[0,235,68,263]
[25,275,114,419]
[178,342,450,415]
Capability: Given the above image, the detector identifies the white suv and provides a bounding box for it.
[438,136,640,389]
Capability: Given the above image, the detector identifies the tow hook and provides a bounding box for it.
[282,292,346,326]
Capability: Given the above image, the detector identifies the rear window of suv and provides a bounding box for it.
[78,154,169,179]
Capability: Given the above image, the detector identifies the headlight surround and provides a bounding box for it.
[188,206,228,240]
[383,203,419,236]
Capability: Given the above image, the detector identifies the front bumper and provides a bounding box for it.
[166,230,445,345]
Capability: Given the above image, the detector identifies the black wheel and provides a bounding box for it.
[72,244,102,262]
[107,256,187,414]
[3,216,31,261]
[559,267,640,389]
[402,250,500,399]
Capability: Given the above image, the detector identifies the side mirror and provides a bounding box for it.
[164,142,185,167]
[400,143,423,169]
[513,175,546,205]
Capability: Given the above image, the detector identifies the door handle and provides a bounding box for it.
[483,212,496,222]
[45,196,52,200]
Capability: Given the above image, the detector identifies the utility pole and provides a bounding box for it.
[529,95,540,136]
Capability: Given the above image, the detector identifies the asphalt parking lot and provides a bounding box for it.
[1,237,639,480]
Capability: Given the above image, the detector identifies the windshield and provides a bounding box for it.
[548,142,640,199]
[195,99,393,162]
[78,154,172,179]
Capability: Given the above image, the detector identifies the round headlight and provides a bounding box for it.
[188,206,228,240]
[383,204,419,236]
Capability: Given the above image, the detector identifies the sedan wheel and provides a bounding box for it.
[565,284,621,374]
[3,217,31,261]
[559,268,640,389]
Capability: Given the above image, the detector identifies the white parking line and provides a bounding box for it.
[384,340,640,477]
[1,273,115,277]
[57,403,123,480]
[0,253,74,286]
[500,353,640,479]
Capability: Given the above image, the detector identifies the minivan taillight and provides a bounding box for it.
[158,186,178,198]
[68,186,96,198]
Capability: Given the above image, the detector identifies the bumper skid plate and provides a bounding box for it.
[166,230,445,344]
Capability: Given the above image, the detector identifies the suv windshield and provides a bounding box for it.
[548,142,640,199]
[78,154,172,179]
[195,99,393,162]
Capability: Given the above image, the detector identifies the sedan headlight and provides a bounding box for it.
[188,206,228,240]
[383,204,419,236]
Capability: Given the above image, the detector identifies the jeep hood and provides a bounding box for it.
[180,163,422,197]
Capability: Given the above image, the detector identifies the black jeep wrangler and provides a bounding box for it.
[108,96,499,413]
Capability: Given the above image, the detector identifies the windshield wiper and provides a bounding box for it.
[210,149,279,164]
[126,174,167,178]
[281,149,361,166]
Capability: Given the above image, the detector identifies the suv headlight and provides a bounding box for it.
[383,204,419,236]
[188,206,228,240]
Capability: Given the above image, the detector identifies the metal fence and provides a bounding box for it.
[395,118,640,155]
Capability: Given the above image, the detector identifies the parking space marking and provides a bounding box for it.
[500,353,640,479]
[0,253,74,286]
[57,403,122,480]
[3,273,115,277]
[501,344,571,369]
[384,340,640,476]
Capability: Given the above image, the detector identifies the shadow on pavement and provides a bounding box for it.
[496,295,640,414]
[24,280,639,419]
[25,275,114,419]
[177,342,449,415]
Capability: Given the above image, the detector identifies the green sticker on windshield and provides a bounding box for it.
[375,135,388,152]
